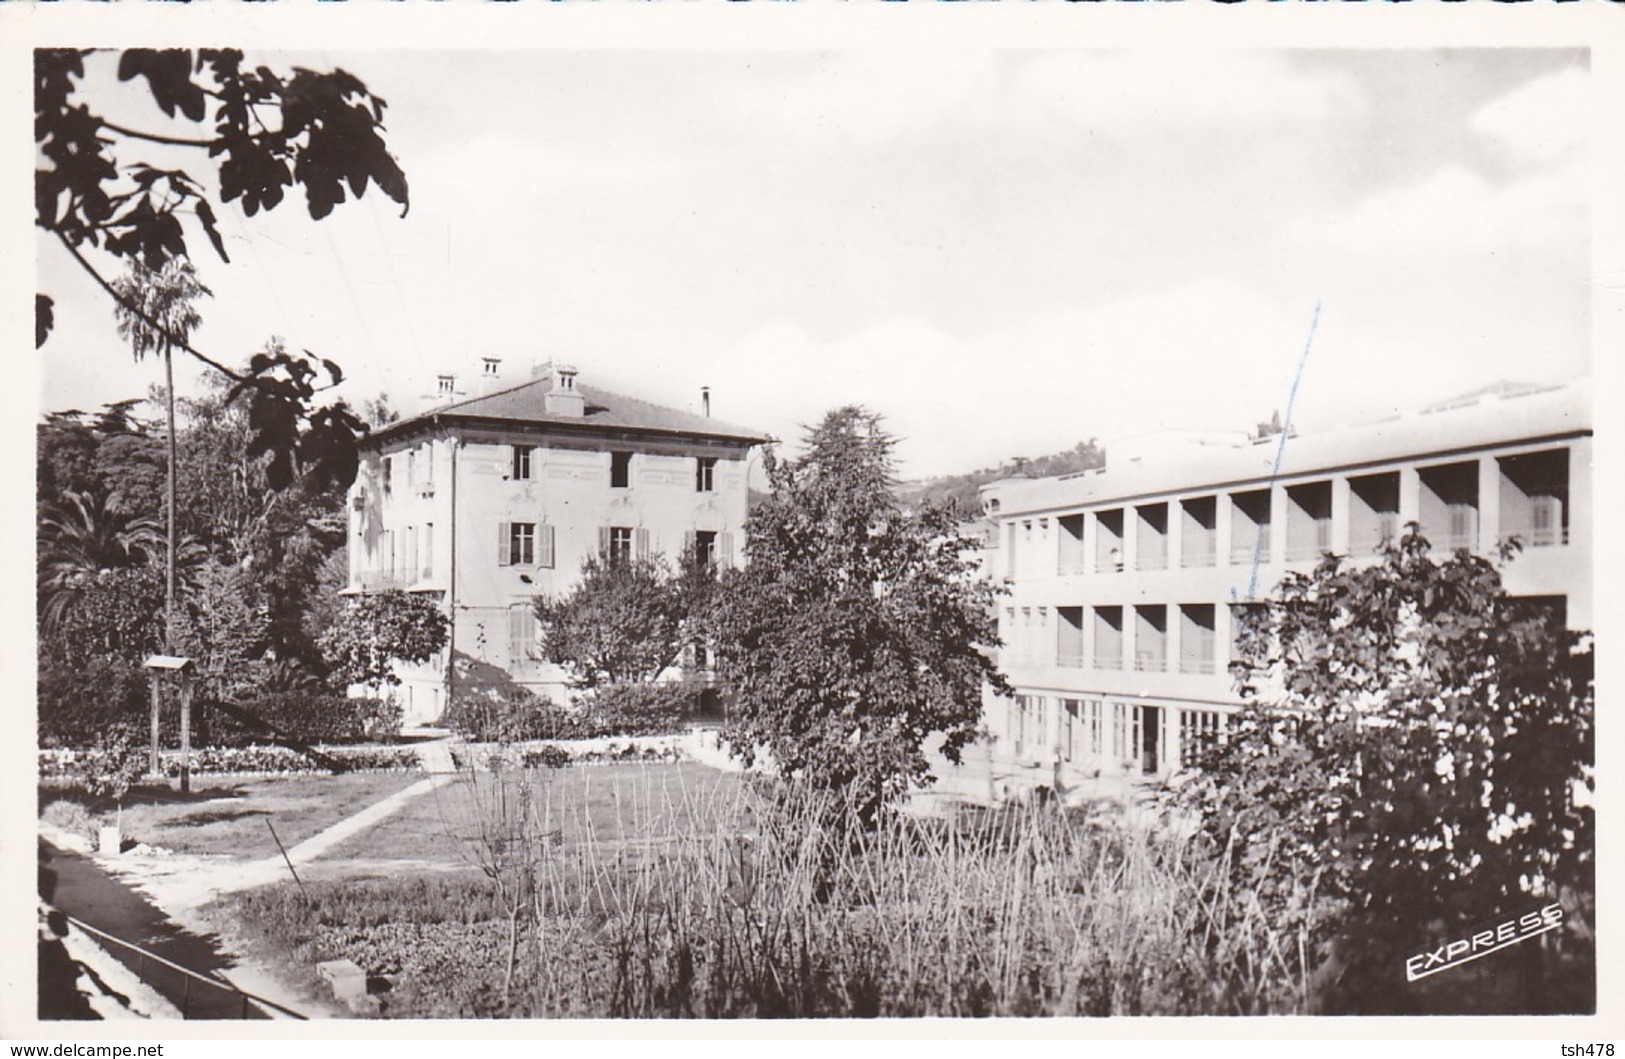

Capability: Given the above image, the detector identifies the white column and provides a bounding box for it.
[1331,477,1352,557]
[1478,455,1501,556]
[1269,483,1288,568]
[1399,466,1422,534]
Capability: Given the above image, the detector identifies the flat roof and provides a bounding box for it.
[987,381,1591,517]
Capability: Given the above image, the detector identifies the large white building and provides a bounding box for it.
[345,361,770,725]
[978,381,1592,783]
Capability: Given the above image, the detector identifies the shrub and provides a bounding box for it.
[37,653,149,748]
[40,743,422,781]
[443,690,585,743]
[580,682,696,736]
[210,691,402,747]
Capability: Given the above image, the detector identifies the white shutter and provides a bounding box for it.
[538,524,556,569]
[498,522,511,566]
[636,527,651,559]
[720,531,735,569]
[599,526,612,556]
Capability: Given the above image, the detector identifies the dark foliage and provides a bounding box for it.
[36,48,408,490]
[710,407,1011,817]
[1174,527,1594,1014]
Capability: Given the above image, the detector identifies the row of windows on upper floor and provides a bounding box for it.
[1000,593,1567,675]
[376,446,723,495]
[1001,601,1236,676]
[992,448,1571,576]
[356,522,737,588]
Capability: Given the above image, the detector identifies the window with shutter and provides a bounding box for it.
[599,526,612,556]
[719,532,735,569]
[538,524,556,569]
[608,527,634,565]
[510,523,536,566]
[508,607,535,665]
[497,522,511,566]
[635,527,650,559]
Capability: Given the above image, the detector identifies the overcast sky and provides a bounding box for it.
[36,48,1591,480]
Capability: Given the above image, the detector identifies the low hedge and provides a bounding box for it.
[38,743,423,782]
[450,737,686,772]
[445,683,699,744]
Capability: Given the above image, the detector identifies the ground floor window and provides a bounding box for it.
[1179,708,1225,767]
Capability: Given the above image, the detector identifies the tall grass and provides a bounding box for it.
[229,767,1316,1018]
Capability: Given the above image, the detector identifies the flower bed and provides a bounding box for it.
[38,744,423,783]
[451,735,688,773]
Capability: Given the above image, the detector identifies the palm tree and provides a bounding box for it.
[37,490,164,634]
[112,259,212,653]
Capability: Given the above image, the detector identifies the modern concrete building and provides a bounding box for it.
[345,361,771,725]
[978,381,1591,784]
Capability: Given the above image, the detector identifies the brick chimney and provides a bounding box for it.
[543,363,585,418]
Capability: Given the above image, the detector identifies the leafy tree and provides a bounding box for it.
[37,490,163,636]
[36,47,407,488]
[325,590,449,693]
[1176,527,1593,1014]
[114,257,211,651]
[532,552,697,691]
[710,407,1011,818]
[173,365,349,672]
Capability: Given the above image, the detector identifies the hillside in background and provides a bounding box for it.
[898,440,1106,517]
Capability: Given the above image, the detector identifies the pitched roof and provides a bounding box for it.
[369,373,773,447]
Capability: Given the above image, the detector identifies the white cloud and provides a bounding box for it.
[698,279,1328,477]
[1294,163,1583,257]
[1471,66,1589,166]
[1008,51,1366,137]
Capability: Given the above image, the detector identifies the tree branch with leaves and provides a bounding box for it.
[36,47,409,490]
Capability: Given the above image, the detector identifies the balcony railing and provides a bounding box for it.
[1093,655,1123,671]
[1182,539,1216,568]
[1057,649,1085,668]
[1136,548,1168,571]
[1179,657,1217,675]
[1133,651,1166,673]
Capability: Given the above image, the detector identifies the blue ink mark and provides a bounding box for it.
[1244,300,1321,601]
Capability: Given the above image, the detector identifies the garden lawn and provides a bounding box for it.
[324,761,750,865]
[42,772,425,859]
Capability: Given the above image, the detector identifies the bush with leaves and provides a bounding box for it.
[38,652,151,748]
[709,406,1010,819]
[211,691,402,747]
[324,590,449,692]
[443,690,580,744]
[77,723,149,827]
[533,553,695,690]
[581,682,697,736]
[1174,528,1594,1014]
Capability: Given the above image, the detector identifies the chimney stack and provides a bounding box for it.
[701,386,711,418]
[543,363,585,418]
[478,357,503,396]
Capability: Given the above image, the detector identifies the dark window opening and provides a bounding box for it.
[611,451,632,489]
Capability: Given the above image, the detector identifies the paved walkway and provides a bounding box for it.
[42,737,470,1021]
[40,840,268,1020]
